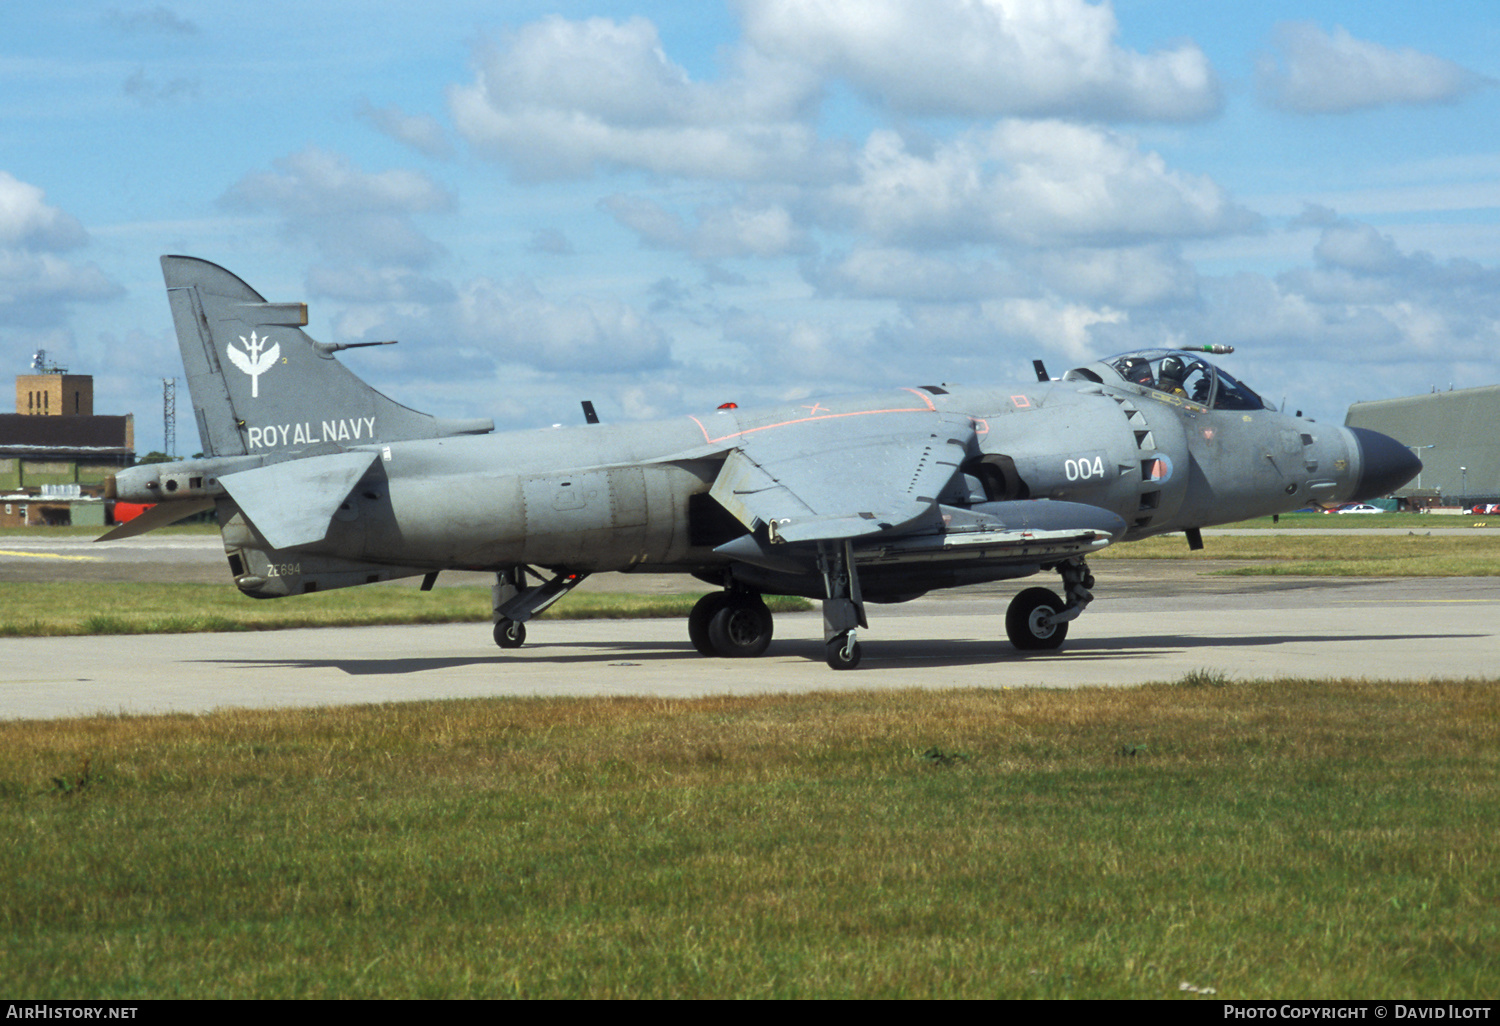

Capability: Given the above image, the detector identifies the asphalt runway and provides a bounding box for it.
[3,533,1497,720]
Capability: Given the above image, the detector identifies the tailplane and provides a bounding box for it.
[161,255,491,456]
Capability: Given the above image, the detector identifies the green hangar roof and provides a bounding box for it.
[1345,386,1499,502]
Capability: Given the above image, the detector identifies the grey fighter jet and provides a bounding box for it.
[102,256,1421,669]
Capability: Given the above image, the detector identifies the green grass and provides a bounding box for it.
[3,679,1496,998]
[0,582,811,637]
[1209,512,1499,530]
[1100,532,1500,575]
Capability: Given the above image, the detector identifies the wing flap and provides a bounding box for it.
[707,449,814,532]
[708,413,972,545]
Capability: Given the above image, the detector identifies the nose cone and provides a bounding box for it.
[1348,427,1422,503]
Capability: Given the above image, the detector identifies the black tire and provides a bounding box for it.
[689,592,731,656]
[493,618,526,649]
[707,595,774,658]
[825,634,862,670]
[1006,587,1068,650]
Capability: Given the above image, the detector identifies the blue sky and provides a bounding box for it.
[3,1,1497,453]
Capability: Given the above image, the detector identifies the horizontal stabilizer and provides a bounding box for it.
[95,498,216,542]
[219,450,378,550]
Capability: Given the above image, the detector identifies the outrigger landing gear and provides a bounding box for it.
[494,618,526,648]
[491,566,589,649]
[819,541,867,670]
[825,631,861,670]
[1004,557,1095,651]
[688,589,775,658]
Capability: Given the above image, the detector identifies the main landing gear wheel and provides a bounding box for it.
[690,592,774,657]
[493,618,526,649]
[1006,587,1068,651]
[708,595,774,658]
[826,632,862,670]
[688,592,730,656]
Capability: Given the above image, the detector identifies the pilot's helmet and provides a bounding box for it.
[1121,358,1152,384]
[1158,355,1185,384]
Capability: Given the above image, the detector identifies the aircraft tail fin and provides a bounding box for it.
[160,255,492,456]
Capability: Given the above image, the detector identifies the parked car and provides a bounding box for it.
[1466,504,1500,515]
[1337,504,1386,514]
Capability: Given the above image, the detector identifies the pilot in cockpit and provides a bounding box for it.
[1156,355,1187,396]
[1096,348,1267,413]
[1119,357,1154,386]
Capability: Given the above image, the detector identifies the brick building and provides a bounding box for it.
[2,369,135,527]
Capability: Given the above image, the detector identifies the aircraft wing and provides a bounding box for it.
[707,409,972,544]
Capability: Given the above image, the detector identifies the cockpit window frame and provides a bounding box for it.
[1080,349,1268,412]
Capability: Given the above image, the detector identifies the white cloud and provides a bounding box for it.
[1257,23,1489,115]
[824,123,1257,248]
[1025,244,1199,308]
[871,295,1128,369]
[447,15,832,182]
[122,68,200,106]
[358,102,454,160]
[738,0,1221,121]
[1280,215,1500,322]
[0,171,119,329]
[526,228,573,256]
[1116,215,1500,411]
[222,147,453,268]
[720,309,873,382]
[602,194,811,260]
[0,251,120,317]
[305,265,457,305]
[0,171,89,250]
[104,6,199,36]
[1312,220,1407,276]
[450,277,673,374]
[806,247,1026,302]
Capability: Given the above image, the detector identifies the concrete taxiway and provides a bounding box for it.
[3,550,1496,719]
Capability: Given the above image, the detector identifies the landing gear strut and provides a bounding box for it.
[819,540,867,670]
[1004,557,1095,651]
[490,566,588,649]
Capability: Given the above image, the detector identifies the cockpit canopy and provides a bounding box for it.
[1066,349,1267,411]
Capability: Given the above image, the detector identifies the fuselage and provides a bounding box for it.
[125,363,1382,599]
